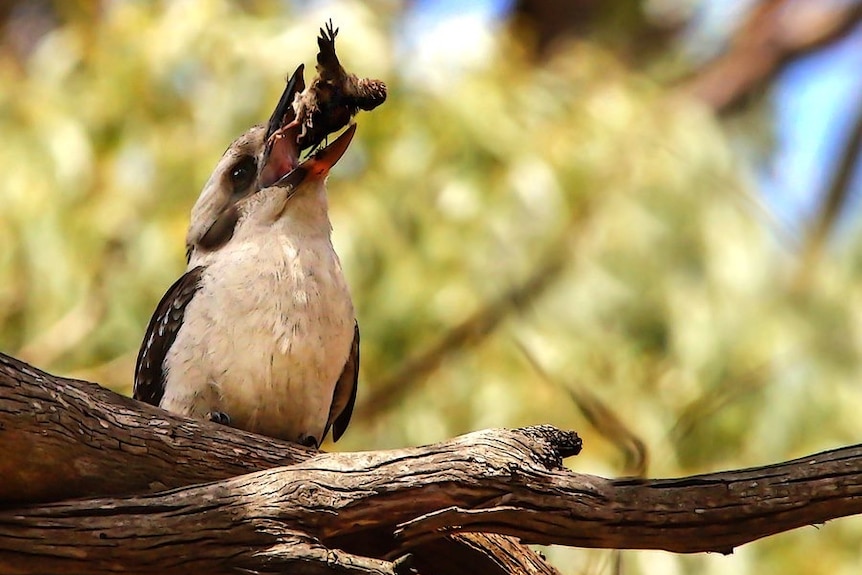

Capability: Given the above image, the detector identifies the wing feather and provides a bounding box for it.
[133,266,205,406]
[326,321,359,442]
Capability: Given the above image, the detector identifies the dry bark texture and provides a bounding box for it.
[0,353,556,575]
[3,352,862,574]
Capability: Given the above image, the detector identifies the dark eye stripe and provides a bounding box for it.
[198,204,240,251]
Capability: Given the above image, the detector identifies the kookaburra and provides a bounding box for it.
[133,67,359,448]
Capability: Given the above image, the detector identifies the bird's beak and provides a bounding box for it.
[260,64,306,188]
[272,123,357,189]
[301,123,357,178]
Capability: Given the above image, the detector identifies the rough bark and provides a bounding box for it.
[0,423,582,574]
[0,354,309,504]
[0,352,556,575]
[4,353,862,574]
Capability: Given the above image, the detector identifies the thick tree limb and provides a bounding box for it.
[395,441,862,552]
[0,424,581,575]
[0,352,311,504]
[4,418,862,570]
[5,353,862,574]
[0,352,556,575]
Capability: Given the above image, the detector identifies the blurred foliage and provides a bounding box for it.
[2,1,862,574]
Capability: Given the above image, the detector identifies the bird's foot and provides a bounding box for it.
[267,115,305,148]
[208,411,231,425]
[299,434,319,449]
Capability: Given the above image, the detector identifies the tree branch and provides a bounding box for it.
[0,423,580,575]
[4,353,862,573]
[681,0,862,113]
[0,352,311,505]
[0,352,557,575]
[796,94,862,282]
[396,441,862,552]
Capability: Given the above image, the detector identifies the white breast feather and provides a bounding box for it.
[161,195,354,444]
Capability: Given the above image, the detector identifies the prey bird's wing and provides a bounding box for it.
[326,320,359,442]
[316,19,344,82]
[134,266,206,406]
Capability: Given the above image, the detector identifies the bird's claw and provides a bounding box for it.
[208,411,231,425]
[299,434,319,449]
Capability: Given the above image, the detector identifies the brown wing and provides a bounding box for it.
[316,19,344,82]
[326,321,359,442]
[133,266,205,406]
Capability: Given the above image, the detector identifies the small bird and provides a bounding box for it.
[291,20,387,152]
[134,67,359,447]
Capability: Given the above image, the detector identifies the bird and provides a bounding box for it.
[133,66,359,448]
[290,19,387,152]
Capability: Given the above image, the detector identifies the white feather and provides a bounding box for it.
[162,180,354,444]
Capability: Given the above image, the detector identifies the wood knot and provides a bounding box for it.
[516,425,582,469]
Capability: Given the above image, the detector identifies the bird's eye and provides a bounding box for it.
[229,156,257,195]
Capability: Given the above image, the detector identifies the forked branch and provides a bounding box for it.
[3,353,862,575]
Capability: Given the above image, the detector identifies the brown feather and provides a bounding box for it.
[327,321,359,442]
[134,266,206,406]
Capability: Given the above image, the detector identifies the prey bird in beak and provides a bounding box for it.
[290,20,386,153]
[133,27,381,446]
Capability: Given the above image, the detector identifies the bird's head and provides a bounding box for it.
[185,64,355,264]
